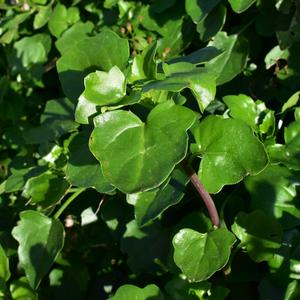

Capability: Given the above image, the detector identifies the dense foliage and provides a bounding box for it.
[1,0,300,299]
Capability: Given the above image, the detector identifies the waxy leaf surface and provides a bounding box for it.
[89,102,196,193]
[12,211,64,289]
[173,228,236,282]
[193,116,268,193]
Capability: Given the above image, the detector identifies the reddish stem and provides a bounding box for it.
[182,161,220,228]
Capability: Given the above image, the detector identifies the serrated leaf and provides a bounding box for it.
[89,101,196,193]
[81,66,126,105]
[12,211,64,289]
[206,32,249,85]
[127,168,189,227]
[57,30,129,101]
[228,0,257,13]
[110,284,163,300]
[143,69,216,112]
[66,129,114,193]
[193,116,268,193]
[173,228,236,282]
[232,210,282,262]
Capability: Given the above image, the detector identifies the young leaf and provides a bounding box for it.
[232,210,283,262]
[205,32,249,85]
[81,66,126,105]
[110,284,164,300]
[193,116,268,193]
[173,228,236,282]
[57,29,129,101]
[12,211,64,289]
[89,101,196,193]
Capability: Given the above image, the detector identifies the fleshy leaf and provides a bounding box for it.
[89,101,196,193]
[65,129,114,193]
[193,116,268,193]
[80,66,126,105]
[57,29,129,101]
[12,211,64,289]
[232,210,283,262]
[127,168,189,227]
[206,32,249,85]
[173,228,236,282]
[110,284,163,300]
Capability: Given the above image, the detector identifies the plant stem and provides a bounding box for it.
[53,188,86,219]
[182,161,220,228]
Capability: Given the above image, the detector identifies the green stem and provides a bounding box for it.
[54,188,86,219]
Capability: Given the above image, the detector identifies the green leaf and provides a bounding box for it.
[65,129,114,193]
[33,5,52,30]
[173,228,236,282]
[89,101,196,193]
[0,243,10,282]
[268,121,300,170]
[281,91,300,113]
[81,66,126,105]
[121,220,169,273]
[12,211,64,289]
[245,164,300,228]
[223,94,275,137]
[193,116,268,193]
[205,32,249,85]
[143,69,216,112]
[10,277,37,300]
[265,45,289,70]
[55,21,94,54]
[22,172,70,208]
[232,210,283,262]
[110,284,164,300]
[127,168,189,227]
[185,0,222,23]
[57,29,129,101]
[130,42,157,82]
[228,0,257,13]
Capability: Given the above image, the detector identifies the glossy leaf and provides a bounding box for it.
[173,228,236,282]
[193,116,268,193]
[232,210,283,262]
[89,101,196,193]
[143,69,216,112]
[65,129,114,193]
[228,0,257,13]
[127,168,189,227]
[81,66,126,105]
[57,29,129,101]
[12,211,64,289]
[206,32,249,85]
[110,284,163,300]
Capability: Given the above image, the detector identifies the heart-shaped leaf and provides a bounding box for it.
[89,101,196,193]
[81,66,126,105]
[173,228,236,282]
[193,116,268,193]
[12,211,64,289]
[232,210,282,262]
[110,284,163,300]
[57,29,129,101]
